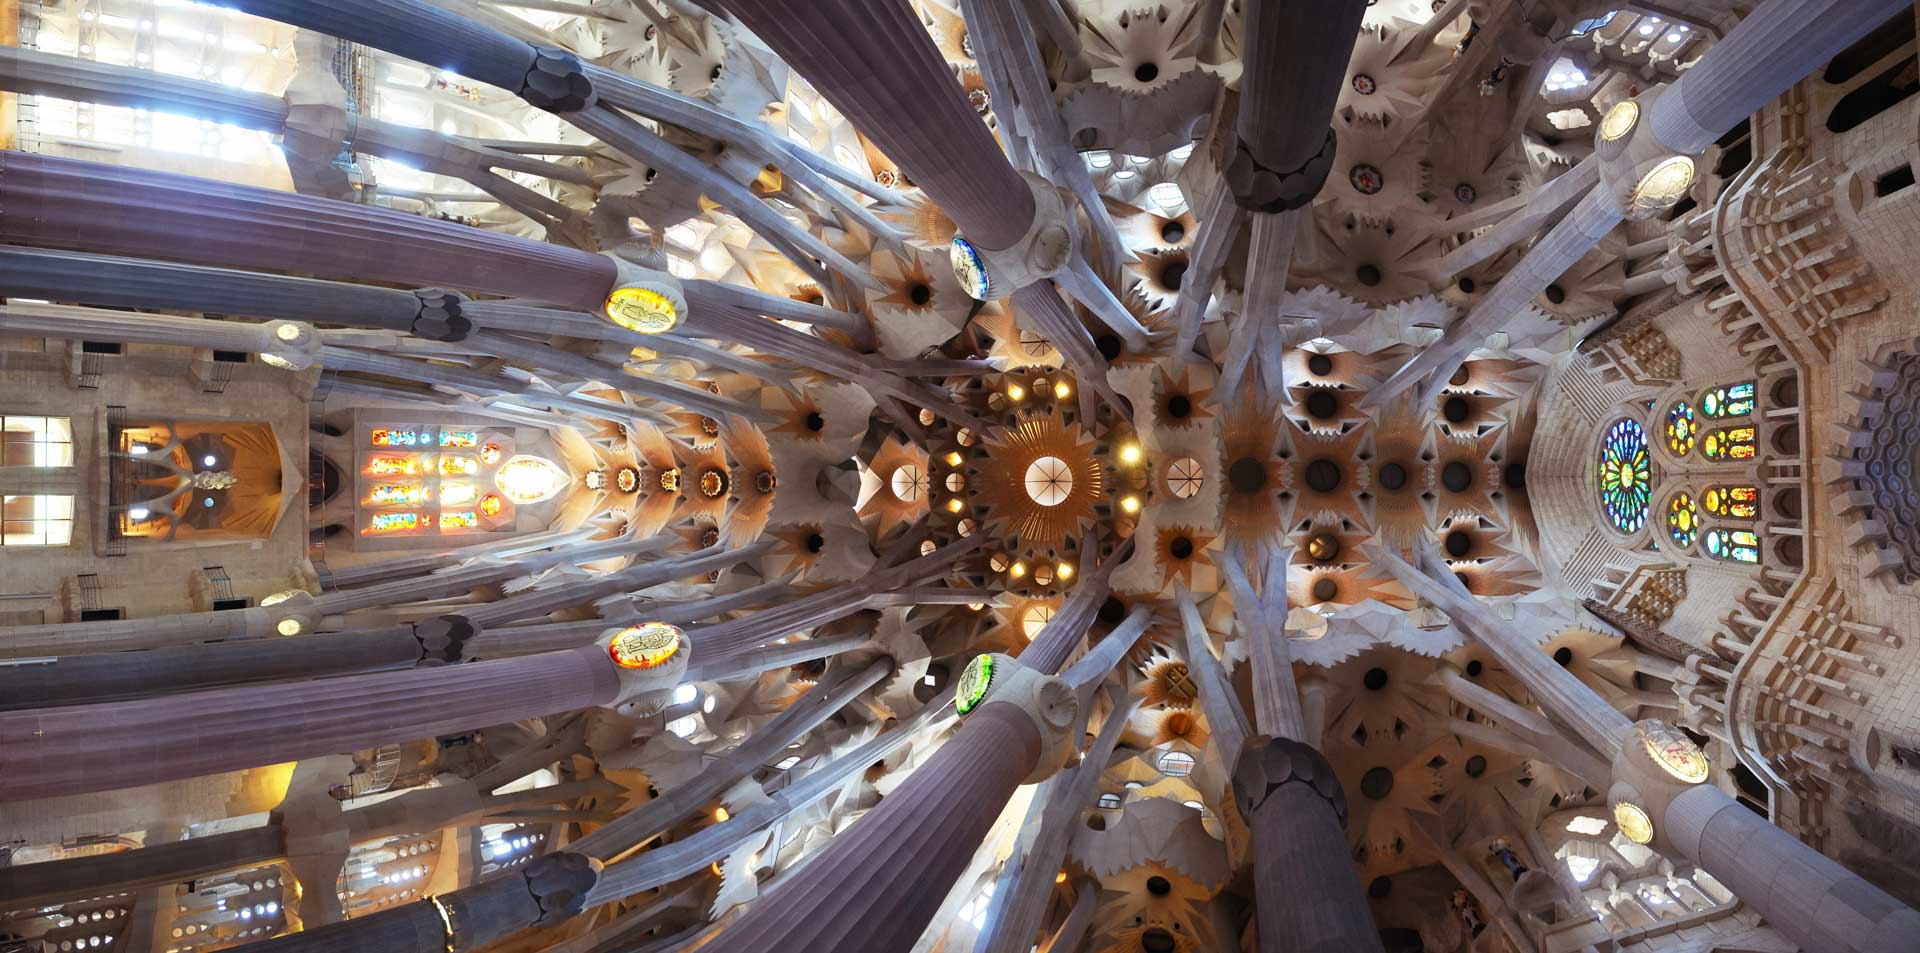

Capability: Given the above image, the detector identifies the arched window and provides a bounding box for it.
[1666,493,1699,548]
[1700,382,1755,419]
[1701,427,1756,460]
[1665,401,1697,455]
[1702,486,1759,519]
[1158,750,1196,777]
[1704,528,1761,564]
[1598,419,1652,533]
[1096,792,1123,809]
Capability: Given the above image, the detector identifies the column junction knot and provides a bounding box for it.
[1232,735,1348,828]
[951,172,1076,299]
[413,614,478,665]
[411,288,472,342]
[521,852,601,925]
[1224,127,1337,213]
[521,46,597,113]
[957,652,1080,783]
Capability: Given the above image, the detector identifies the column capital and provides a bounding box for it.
[1232,735,1347,827]
[1224,127,1338,213]
[957,653,1078,783]
[411,289,472,342]
[520,45,596,113]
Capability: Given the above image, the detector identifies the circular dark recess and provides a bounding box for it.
[1441,461,1472,493]
[1096,333,1124,361]
[1454,569,1472,587]
[1443,396,1471,423]
[1368,876,1394,899]
[1305,390,1339,420]
[1465,659,1484,677]
[1307,533,1342,563]
[1161,261,1187,290]
[805,533,825,552]
[1360,766,1395,800]
[1465,755,1487,778]
[1544,283,1567,305]
[1362,667,1389,691]
[1355,263,1383,286]
[1444,530,1472,558]
[1146,876,1172,897]
[1449,364,1472,386]
[1457,276,1477,294]
[1161,220,1186,243]
[1087,813,1106,831]
[1166,394,1192,418]
[909,283,932,306]
[1169,537,1195,560]
[1554,647,1575,667]
[1134,62,1160,83]
[804,411,825,432]
[1099,596,1128,626]
[1305,459,1342,493]
[1504,462,1527,489]
[1377,462,1408,491]
[1229,457,1269,494]
[1312,577,1339,602]
[1307,352,1334,376]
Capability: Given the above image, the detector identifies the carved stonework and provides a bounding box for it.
[1833,342,1920,582]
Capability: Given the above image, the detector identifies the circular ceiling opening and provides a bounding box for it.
[1096,333,1124,361]
[1362,667,1389,691]
[1305,459,1342,493]
[1135,62,1160,83]
[1465,755,1488,778]
[1169,537,1195,560]
[1161,261,1186,290]
[1355,263,1382,286]
[1228,457,1268,494]
[1146,876,1171,896]
[804,411,825,431]
[909,283,932,305]
[1377,462,1408,491]
[1307,353,1335,376]
[1443,396,1471,423]
[1167,394,1192,418]
[1440,461,1472,493]
[1311,577,1339,602]
[1368,876,1393,898]
[1024,456,1074,506]
[1444,530,1472,558]
[1554,647,1574,667]
[1161,220,1185,243]
[1307,533,1342,563]
[890,465,928,502]
[1140,929,1175,953]
[1305,390,1339,419]
[1360,766,1395,800]
[1465,659,1484,677]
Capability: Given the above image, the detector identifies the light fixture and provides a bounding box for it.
[1056,561,1075,580]
[947,498,965,513]
[714,807,730,822]
[275,619,303,637]
[1598,100,1639,142]
[1007,383,1026,402]
[1053,381,1072,399]
[1613,801,1654,844]
[273,323,302,341]
[1119,495,1142,514]
[1119,443,1142,465]
[603,287,678,334]
[1009,561,1027,578]
[946,451,963,466]
[1631,156,1696,212]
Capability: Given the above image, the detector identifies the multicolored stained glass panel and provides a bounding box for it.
[1665,402,1696,456]
[369,512,427,533]
[1703,485,1759,519]
[1667,492,1698,547]
[1599,419,1652,533]
[1704,528,1760,564]
[1701,382,1755,419]
[1701,427,1755,460]
[368,484,426,506]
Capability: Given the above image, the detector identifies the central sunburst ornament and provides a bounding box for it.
[956,654,995,714]
[1024,456,1074,506]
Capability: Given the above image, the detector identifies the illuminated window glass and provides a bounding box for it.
[1667,493,1698,548]
[1664,402,1696,456]
[1,416,74,467]
[1702,486,1758,520]
[1096,792,1123,809]
[1158,750,1196,777]
[1,495,74,545]
[1700,382,1755,419]
[1598,419,1651,533]
[1704,528,1760,564]
[1701,427,1755,461]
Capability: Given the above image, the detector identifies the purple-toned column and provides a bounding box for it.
[0,645,619,801]
[720,0,1035,251]
[0,151,617,310]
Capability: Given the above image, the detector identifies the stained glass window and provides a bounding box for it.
[368,455,428,476]
[371,428,427,448]
[369,512,427,533]
[1702,485,1758,519]
[1667,492,1698,547]
[440,511,478,530]
[1701,427,1755,460]
[439,482,479,507]
[439,455,480,476]
[1704,528,1760,564]
[1598,419,1652,533]
[368,484,427,506]
[1665,402,1696,456]
[437,430,479,448]
[1700,382,1755,419]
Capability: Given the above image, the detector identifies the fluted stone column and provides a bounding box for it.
[0,645,620,801]
[720,0,1035,251]
[705,703,1041,952]
[1235,738,1385,953]
[0,151,618,309]
[0,825,285,910]
[1228,0,1367,211]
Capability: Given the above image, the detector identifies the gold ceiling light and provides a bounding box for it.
[1631,156,1696,212]
[1598,99,1639,142]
